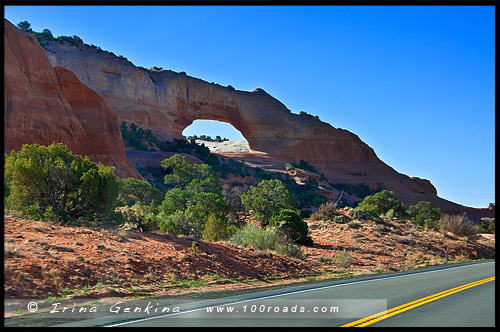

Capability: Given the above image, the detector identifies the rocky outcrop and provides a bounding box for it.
[41,38,440,200]
[4,19,141,179]
[5,18,489,213]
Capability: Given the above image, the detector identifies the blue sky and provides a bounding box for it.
[3,5,495,208]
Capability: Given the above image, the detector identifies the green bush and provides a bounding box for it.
[159,218,181,236]
[349,206,371,220]
[269,209,313,245]
[333,215,349,224]
[347,221,362,229]
[241,179,298,226]
[357,190,406,222]
[160,188,190,215]
[407,201,442,230]
[231,223,280,251]
[161,154,221,194]
[476,219,495,234]
[202,213,235,242]
[120,202,159,231]
[119,177,164,205]
[330,183,372,199]
[186,192,229,230]
[161,210,195,237]
[231,223,303,258]
[291,160,317,173]
[4,143,119,224]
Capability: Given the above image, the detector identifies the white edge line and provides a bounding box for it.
[105,261,494,327]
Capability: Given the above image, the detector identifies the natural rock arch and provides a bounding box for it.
[5,17,494,214]
[41,36,451,205]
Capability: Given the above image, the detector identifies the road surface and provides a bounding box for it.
[46,261,495,328]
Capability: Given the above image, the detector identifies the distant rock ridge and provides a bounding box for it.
[3,19,141,179]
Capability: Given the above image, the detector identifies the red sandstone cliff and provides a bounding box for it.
[40,35,445,205]
[4,19,141,179]
[4,18,491,214]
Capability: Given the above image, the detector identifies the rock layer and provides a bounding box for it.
[4,19,140,179]
[41,38,435,198]
[5,18,490,213]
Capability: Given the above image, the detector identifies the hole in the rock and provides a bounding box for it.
[182,119,249,153]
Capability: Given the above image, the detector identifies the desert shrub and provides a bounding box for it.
[231,223,280,251]
[351,232,363,239]
[120,202,159,231]
[347,221,362,229]
[300,209,313,219]
[372,224,390,232]
[476,219,495,234]
[5,143,120,224]
[357,190,407,222]
[331,183,372,199]
[163,210,195,237]
[159,218,181,236]
[353,183,372,199]
[213,158,250,178]
[333,215,349,224]
[241,179,298,226]
[222,185,245,226]
[310,201,339,222]
[335,249,354,269]
[274,242,304,258]
[231,223,303,257]
[269,209,313,245]
[440,213,476,237]
[407,201,442,230]
[202,213,236,242]
[349,206,371,220]
[291,160,317,173]
[391,235,417,245]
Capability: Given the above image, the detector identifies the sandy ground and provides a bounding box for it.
[4,213,494,302]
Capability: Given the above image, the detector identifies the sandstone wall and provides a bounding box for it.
[41,38,438,198]
[7,18,489,213]
[4,19,141,179]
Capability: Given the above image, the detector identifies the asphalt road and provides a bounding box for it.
[50,261,494,328]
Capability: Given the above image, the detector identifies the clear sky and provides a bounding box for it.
[3,5,495,208]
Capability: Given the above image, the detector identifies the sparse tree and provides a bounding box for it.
[17,21,32,32]
[241,179,298,226]
[119,177,163,205]
[407,201,442,230]
[5,143,119,223]
[357,190,406,222]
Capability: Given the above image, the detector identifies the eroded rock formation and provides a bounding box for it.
[4,18,489,213]
[4,19,140,179]
[40,35,453,207]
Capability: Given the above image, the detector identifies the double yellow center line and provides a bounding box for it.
[342,276,495,327]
